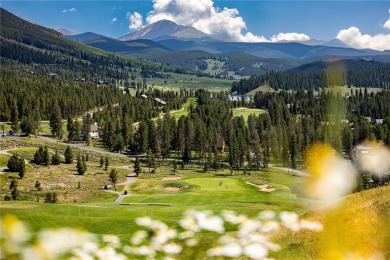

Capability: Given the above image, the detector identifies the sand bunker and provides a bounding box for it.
[162,177,182,181]
[246,182,275,192]
[164,187,181,192]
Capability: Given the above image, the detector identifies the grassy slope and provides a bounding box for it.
[274,186,390,259]
[232,107,267,120]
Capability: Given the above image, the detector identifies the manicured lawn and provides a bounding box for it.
[232,107,267,120]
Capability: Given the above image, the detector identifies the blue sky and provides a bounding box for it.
[2,1,390,49]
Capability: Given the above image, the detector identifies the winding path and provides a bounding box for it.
[103,173,137,204]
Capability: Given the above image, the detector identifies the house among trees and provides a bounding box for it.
[217,135,225,152]
[86,122,101,139]
[154,98,167,107]
[375,119,384,125]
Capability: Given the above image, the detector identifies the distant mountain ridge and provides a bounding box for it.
[118,20,218,41]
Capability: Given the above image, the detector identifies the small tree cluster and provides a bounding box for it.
[7,153,24,173]
[34,146,50,166]
[44,192,58,203]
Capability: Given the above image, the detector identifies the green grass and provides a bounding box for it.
[232,107,267,120]
[148,73,233,92]
[170,97,197,120]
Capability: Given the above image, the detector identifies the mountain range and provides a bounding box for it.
[60,19,390,76]
[2,7,390,79]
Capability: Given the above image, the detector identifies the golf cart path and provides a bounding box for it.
[103,173,137,204]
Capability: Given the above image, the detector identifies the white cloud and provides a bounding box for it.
[111,17,117,24]
[127,12,144,30]
[62,8,77,13]
[336,27,390,51]
[144,0,268,42]
[383,9,390,29]
[126,0,308,43]
[271,32,310,42]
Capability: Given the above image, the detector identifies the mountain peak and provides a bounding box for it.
[118,19,216,42]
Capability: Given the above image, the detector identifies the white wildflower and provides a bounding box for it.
[70,248,94,260]
[136,217,153,227]
[38,228,95,256]
[238,219,262,237]
[179,216,200,232]
[220,243,243,257]
[131,230,148,245]
[219,235,237,244]
[243,243,268,260]
[162,243,182,254]
[198,214,224,233]
[280,212,300,231]
[261,221,280,233]
[258,210,276,220]
[299,220,323,232]
[103,234,121,248]
[152,227,176,245]
[95,246,126,260]
[207,247,222,257]
[136,245,156,257]
[222,210,247,224]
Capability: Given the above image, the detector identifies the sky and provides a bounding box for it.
[2,0,390,50]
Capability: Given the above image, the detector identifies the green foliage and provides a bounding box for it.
[109,169,119,190]
[35,181,41,191]
[76,155,87,175]
[7,153,24,172]
[11,186,19,200]
[100,157,104,168]
[134,157,141,176]
[64,146,73,164]
[105,157,110,170]
[44,192,58,203]
[18,159,26,179]
[51,149,62,165]
[34,146,50,166]
[20,116,35,135]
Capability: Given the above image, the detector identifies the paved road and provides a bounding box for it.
[103,173,137,204]
[36,136,129,158]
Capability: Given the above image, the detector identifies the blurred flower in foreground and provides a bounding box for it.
[353,141,390,177]
[1,210,322,260]
[305,143,356,208]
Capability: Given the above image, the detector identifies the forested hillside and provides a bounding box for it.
[232,60,390,93]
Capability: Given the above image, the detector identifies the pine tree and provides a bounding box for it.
[77,155,86,175]
[10,100,19,133]
[18,158,26,179]
[43,146,50,166]
[7,153,23,172]
[134,157,141,176]
[64,146,73,164]
[50,101,63,139]
[105,157,110,170]
[51,149,61,165]
[109,169,119,191]
[100,157,104,167]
